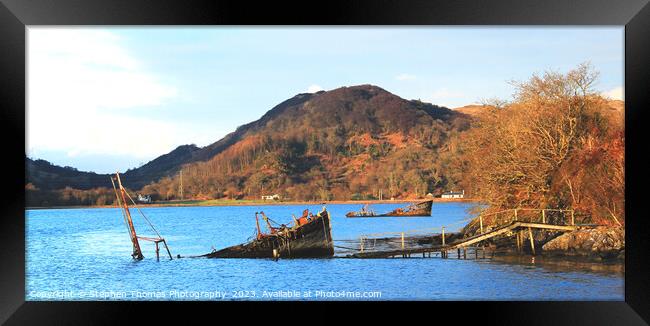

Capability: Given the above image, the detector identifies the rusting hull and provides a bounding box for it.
[345,212,377,218]
[346,200,433,217]
[205,211,334,258]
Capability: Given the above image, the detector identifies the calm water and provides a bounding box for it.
[26,203,624,301]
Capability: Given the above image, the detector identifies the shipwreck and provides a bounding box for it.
[345,200,433,218]
[204,206,334,259]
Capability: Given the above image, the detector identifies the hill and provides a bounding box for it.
[25,91,323,191]
[453,104,490,116]
[25,83,625,207]
[138,84,471,201]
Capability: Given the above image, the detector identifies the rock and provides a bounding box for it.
[542,226,624,259]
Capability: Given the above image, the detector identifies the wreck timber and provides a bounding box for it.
[205,208,334,259]
[111,172,172,261]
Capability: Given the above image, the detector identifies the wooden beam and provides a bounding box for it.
[528,227,535,255]
[116,172,143,260]
[441,227,446,246]
[517,222,577,231]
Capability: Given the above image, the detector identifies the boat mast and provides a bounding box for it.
[115,172,144,260]
[255,212,263,239]
[260,211,275,233]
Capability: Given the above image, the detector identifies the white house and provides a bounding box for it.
[261,194,281,201]
[137,194,152,203]
[441,190,464,199]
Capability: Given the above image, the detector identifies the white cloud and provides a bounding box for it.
[306,84,323,93]
[601,86,624,100]
[421,88,468,108]
[428,88,464,100]
[27,28,181,160]
[396,73,416,81]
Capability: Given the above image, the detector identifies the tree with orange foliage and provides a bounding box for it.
[460,63,624,225]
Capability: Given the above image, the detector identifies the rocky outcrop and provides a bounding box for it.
[542,227,624,260]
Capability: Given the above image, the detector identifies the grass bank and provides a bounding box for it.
[26,198,480,210]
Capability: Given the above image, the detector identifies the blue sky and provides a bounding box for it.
[27,27,623,174]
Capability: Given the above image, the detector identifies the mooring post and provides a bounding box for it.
[463,248,467,259]
[401,232,405,249]
[528,227,535,255]
[360,236,364,253]
[479,215,484,234]
[155,242,160,261]
[571,210,575,226]
[162,239,173,260]
[441,227,446,246]
[457,248,461,259]
[542,209,546,224]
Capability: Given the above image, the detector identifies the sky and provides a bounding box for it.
[26,27,624,174]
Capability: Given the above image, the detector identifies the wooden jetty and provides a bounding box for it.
[345,208,582,259]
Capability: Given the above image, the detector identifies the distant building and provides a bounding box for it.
[137,194,152,203]
[441,190,464,199]
[261,194,281,201]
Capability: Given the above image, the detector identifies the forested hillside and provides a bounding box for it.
[27,64,625,228]
[140,85,471,201]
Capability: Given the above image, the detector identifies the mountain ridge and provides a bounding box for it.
[26,85,464,200]
[27,83,625,206]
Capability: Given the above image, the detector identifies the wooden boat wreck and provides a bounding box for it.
[345,200,433,218]
[204,207,334,259]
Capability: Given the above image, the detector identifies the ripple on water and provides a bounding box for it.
[26,204,623,301]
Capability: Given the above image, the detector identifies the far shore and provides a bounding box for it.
[26,197,480,210]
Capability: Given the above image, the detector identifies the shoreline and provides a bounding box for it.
[25,198,481,210]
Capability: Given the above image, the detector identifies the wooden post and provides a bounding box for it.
[162,239,173,260]
[155,241,160,260]
[515,232,520,252]
[571,210,575,226]
[457,248,461,259]
[441,227,446,246]
[401,232,405,249]
[479,215,484,234]
[528,227,535,255]
[463,248,467,259]
[116,173,144,260]
[514,209,518,222]
[360,237,364,253]
[542,209,546,224]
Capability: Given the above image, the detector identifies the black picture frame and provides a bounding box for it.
[1,0,649,324]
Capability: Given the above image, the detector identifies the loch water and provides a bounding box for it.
[26,203,624,300]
